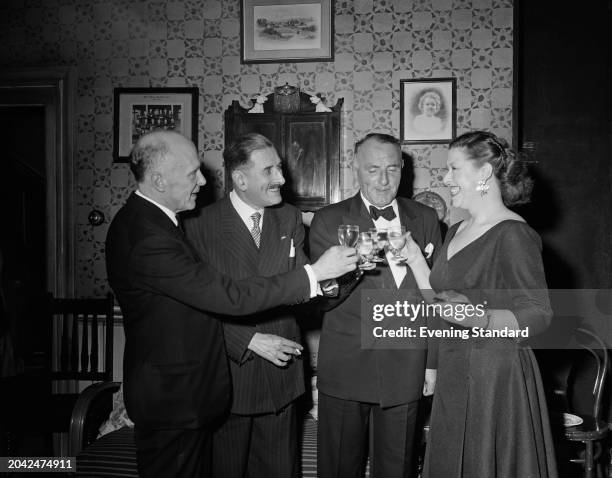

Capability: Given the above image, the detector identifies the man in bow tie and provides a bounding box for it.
[309,132,443,478]
[185,133,311,478]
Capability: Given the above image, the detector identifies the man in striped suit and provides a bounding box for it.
[185,133,307,478]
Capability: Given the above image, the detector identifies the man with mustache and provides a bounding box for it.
[106,130,357,478]
[186,133,310,478]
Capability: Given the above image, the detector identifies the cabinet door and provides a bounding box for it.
[283,115,334,210]
[234,114,281,149]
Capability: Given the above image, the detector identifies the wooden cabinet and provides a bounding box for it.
[224,90,343,211]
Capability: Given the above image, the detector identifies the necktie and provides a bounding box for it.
[369,205,396,221]
[250,212,262,248]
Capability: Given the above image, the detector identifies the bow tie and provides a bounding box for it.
[369,205,396,221]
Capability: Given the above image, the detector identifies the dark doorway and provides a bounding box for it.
[0,69,76,457]
[517,2,612,467]
[516,0,612,290]
[0,105,51,457]
[0,106,48,375]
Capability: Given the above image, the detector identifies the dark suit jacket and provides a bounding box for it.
[309,194,442,407]
[105,193,311,430]
[185,198,307,415]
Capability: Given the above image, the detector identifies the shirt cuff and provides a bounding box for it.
[304,264,319,298]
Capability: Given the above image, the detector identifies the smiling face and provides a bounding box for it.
[422,97,439,117]
[160,136,205,213]
[234,146,285,208]
[443,147,486,209]
[355,139,403,208]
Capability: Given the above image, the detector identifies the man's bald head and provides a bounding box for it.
[130,130,205,213]
[130,130,193,183]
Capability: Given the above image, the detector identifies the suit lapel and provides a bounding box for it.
[257,206,290,275]
[219,199,259,275]
[131,193,202,262]
[397,198,423,289]
[176,224,202,263]
[397,198,424,250]
[342,194,377,234]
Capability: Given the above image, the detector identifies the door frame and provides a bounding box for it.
[0,66,77,297]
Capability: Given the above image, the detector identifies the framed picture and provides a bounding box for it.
[241,0,333,63]
[400,78,456,144]
[113,87,199,163]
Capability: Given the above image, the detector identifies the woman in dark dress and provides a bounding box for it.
[404,131,558,477]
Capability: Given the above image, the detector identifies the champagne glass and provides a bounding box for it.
[369,228,388,262]
[338,225,348,245]
[387,226,407,262]
[338,225,359,247]
[356,232,374,267]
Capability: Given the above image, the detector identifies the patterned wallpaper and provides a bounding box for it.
[0,0,513,297]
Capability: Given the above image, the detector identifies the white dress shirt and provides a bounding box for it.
[360,193,406,287]
[230,191,319,298]
[229,190,265,232]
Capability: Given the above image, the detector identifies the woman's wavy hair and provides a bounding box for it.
[449,131,533,206]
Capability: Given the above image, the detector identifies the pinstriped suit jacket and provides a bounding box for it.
[185,198,307,414]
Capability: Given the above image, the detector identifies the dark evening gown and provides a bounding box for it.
[424,220,558,478]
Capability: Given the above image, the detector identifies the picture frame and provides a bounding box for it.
[400,78,456,144]
[241,0,333,64]
[113,87,199,163]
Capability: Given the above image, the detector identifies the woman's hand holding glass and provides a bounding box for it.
[401,232,424,265]
[387,226,409,263]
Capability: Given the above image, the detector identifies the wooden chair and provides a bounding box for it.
[46,292,115,432]
[48,293,114,383]
[547,328,609,478]
[69,381,122,457]
[1,293,115,454]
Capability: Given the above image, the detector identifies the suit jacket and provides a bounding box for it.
[184,198,307,414]
[309,194,442,407]
[105,193,311,430]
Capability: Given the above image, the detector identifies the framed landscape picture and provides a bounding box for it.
[241,0,333,63]
[400,78,456,144]
[113,87,198,163]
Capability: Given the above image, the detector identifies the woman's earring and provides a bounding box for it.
[476,179,489,196]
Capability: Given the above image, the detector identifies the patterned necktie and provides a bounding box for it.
[250,212,262,248]
[369,205,396,221]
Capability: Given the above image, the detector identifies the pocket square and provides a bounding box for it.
[280,235,287,240]
[424,243,434,259]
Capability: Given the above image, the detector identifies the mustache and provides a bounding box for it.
[268,183,284,189]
